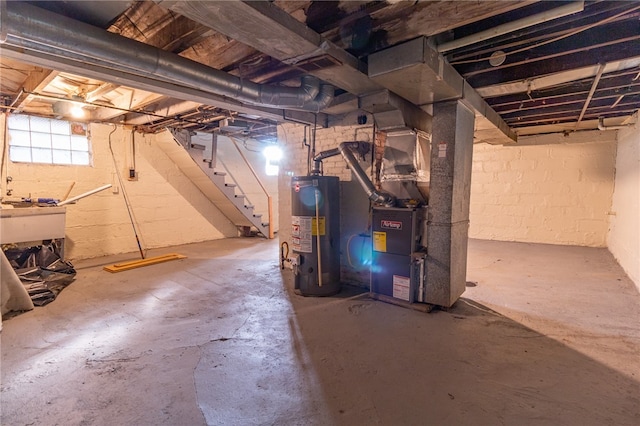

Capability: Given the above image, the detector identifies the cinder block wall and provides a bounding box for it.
[469,131,617,247]
[608,124,640,289]
[278,123,625,288]
[215,135,279,231]
[1,119,236,260]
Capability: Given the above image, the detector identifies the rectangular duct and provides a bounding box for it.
[369,37,463,106]
[368,36,516,144]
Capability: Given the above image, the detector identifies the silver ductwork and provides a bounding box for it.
[338,143,394,207]
[0,2,333,112]
[380,130,430,202]
[311,142,395,207]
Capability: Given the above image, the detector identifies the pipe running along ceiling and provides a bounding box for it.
[0,1,334,113]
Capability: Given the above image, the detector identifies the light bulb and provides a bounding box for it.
[70,105,85,118]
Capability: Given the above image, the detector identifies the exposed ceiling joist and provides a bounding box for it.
[123,99,203,125]
[158,0,381,96]
[1,1,639,138]
[11,68,59,112]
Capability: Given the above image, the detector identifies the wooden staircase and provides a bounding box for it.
[161,129,271,238]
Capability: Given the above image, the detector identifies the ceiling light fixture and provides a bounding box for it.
[70,104,86,118]
[489,50,506,67]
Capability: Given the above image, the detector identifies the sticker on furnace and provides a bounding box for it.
[381,220,402,230]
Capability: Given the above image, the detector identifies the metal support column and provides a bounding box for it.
[426,101,475,307]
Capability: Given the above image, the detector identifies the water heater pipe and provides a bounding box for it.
[314,188,323,287]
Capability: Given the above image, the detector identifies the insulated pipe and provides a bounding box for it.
[314,188,323,288]
[437,1,585,53]
[575,63,605,128]
[0,2,333,111]
[598,117,636,131]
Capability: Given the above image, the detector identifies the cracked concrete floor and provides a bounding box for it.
[1,238,639,425]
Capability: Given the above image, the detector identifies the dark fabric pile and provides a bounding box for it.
[3,241,76,306]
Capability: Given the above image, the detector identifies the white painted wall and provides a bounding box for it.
[469,130,617,247]
[214,135,279,231]
[278,123,624,287]
[607,124,640,290]
[1,118,237,260]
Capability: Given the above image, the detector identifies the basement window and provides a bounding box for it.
[263,145,282,176]
[7,114,92,166]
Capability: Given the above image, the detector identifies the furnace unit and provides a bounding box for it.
[371,206,427,303]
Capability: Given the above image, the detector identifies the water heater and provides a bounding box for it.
[290,176,340,296]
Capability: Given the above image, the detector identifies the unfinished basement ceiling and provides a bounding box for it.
[1,1,639,142]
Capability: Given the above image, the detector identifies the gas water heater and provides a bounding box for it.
[290,175,340,296]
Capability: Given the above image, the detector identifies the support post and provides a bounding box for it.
[426,101,475,307]
[210,132,218,169]
[267,195,274,239]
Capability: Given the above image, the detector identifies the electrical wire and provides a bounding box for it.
[108,124,145,259]
[280,241,289,269]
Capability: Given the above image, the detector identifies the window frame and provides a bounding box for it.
[6,114,92,166]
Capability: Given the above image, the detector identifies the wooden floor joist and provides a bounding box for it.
[103,253,186,273]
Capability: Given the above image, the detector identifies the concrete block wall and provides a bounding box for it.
[469,130,617,247]
[607,124,640,290]
[215,135,278,231]
[278,120,376,287]
[1,118,236,260]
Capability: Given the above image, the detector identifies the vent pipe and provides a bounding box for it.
[0,2,333,112]
[311,142,395,207]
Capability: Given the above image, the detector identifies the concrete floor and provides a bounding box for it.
[1,238,639,425]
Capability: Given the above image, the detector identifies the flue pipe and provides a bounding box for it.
[311,142,395,206]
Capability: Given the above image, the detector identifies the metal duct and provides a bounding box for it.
[0,2,333,112]
[338,143,394,206]
[310,142,394,206]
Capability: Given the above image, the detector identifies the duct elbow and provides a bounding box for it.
[338,142,396,207]
[300,75,321,101]
[369,191,395,207]
[301,84,334,112]
[255,76,333,111]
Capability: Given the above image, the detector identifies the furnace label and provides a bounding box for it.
[393,275,410,301]
[373,231,387,252]
[291,216,312,253]
[381,220,402,230]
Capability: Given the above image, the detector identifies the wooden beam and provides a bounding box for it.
[464,21,640,87]
[12,67,58,112]
[91,89,164,121]
[123,100,203,125]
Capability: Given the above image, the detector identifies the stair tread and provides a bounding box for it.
[170,135,269,237]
